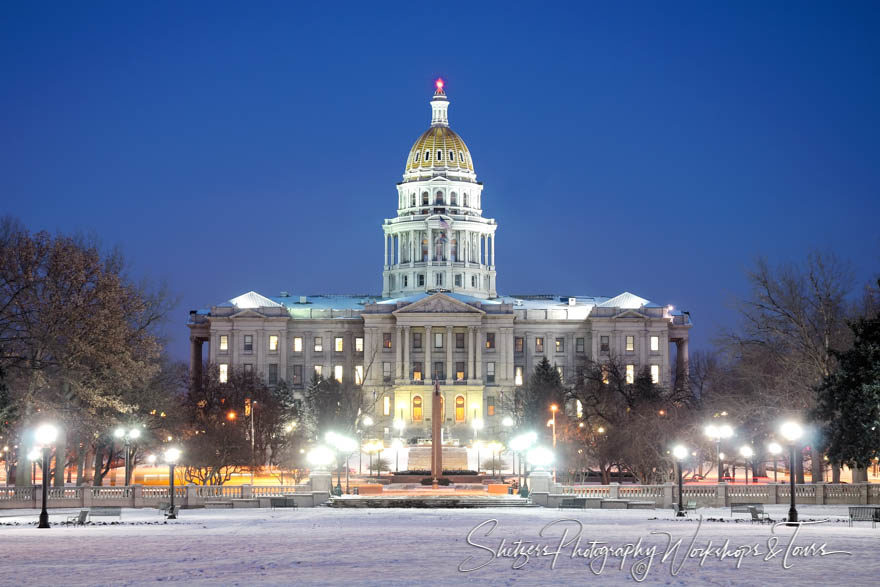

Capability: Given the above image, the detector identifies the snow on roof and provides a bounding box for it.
[227,291,283,309]
[597,291,651,309]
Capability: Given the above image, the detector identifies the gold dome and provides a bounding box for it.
[405,126,474,175]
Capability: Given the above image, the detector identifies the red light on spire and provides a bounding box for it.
[435,78,444,91]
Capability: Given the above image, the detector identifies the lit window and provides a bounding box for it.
[600,336,609,353]
[626,336,635,352]
[244,335,253,352]
[455,395,465,422]
[487,397,495,417]
[219,335,228,351]
[456,332,465,348]
[556,366,564,381]
[535,337,544,353]
[382,362,391,382]
[555,338,564,352]
[576,400,583,418]
[650,365,660,384]
[576,337,584,353]
[355,365,364,385]
[413,362,423,381]
[383,395,391,416]
[456,362,465,381]
[292,364,303,386]
[219,364,228,383]
[514,366,523,386]
[314,365,323,377]
[650,336,659,352]
[293,337,303,352]
[334,365,343,383]
[412,396,423,421]
[486,333,495,349]
[515,337,524,353]
[335,337,344,352]
[626,364,635,384]
[383,333,392,349]
[355,337,364,352]
[486,362,495,384]
[434,332,443,348]
[314,337,323,352]
[268,364,278,385]
[269,335,279,351]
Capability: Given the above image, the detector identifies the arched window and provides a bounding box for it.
[435,190,443,205]
[411,194,416,207]
[421,236,428,261]
[412,395,423,422]
[451,237,457,261]
[436,150,442,161]
[463,194,469,207]
[449,150,454,162]
[414,152,420,163]
[422,192,429,205]
[455,395,465,422]
[450,192,457,205]
[425,150,431,161]
[459,151,464,162]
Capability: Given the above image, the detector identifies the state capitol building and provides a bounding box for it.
[188,81,692,442]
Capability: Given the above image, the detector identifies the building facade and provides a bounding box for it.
[188,81,692,443]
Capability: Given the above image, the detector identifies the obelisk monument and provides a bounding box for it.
[431,379,442,488]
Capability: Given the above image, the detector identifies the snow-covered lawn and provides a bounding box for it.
[0,505,876,585]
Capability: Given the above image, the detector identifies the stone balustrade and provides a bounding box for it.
[0,471,334,510]
[528,474,880,508]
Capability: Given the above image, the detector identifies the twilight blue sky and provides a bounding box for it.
[2,1,878,361]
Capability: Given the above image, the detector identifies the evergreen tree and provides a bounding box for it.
[814,312,880,470]
[519,357,566,433]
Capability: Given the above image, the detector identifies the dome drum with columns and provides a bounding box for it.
[383,80,497,299]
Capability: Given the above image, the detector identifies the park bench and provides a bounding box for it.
[269,497,298,510]
[158,502,181,517]
[848,506,880,528]
[731,503,771,523]
[64,510,89,526]
[559,497,587,509]
[672,500,697,514]
[89,506,122,520]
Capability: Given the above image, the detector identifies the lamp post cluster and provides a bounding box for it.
[114,426,142,486]
[325,431,357,495]
[509,431,538,496]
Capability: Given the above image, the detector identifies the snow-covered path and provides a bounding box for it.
[0,505,876,585]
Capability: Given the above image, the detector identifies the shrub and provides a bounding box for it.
[420,477,451,486]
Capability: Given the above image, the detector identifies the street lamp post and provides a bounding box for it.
[391,438,403,472]
[549,405,558,482]
[704,423,733,482]
[164,447,181,519]
[114,427,142,486]
[780,421,804,524]
[35,423,59,529]
[740,446,754,485]
[672,444,688,517]
[28,448,41,486]
[768,442,782,483]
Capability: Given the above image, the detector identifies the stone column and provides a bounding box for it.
[467,326,475,382]
[396,234,401,266]
[403,326,411,381]
[475,326,483,380]
[395,326,404,380]
[425,326,432,381]
[383,234,388,267]
[446,326,454,382]
[676,338,689,389]
[427,228,433,264]
[491,235,495,267]
[189,336,203,390]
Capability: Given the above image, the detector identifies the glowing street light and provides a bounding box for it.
[163,447,181,519]
[527,446,554,470]
[672,444,688,517]
[34,423,59,529]
[510,432,538,495]
[780,421,804,524]
[705,423,734,482]
[114,426,142,486]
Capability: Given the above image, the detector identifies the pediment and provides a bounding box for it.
[393,293,485,315]
[613,309,647,319]
[228,308,270,319]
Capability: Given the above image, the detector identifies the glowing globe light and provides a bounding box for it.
[307,446,334,467]
[740,445,754,459]
[780,421,804,443]
[527,446,554,469]
[35,423,58,446]
[435,78,444,91]
[768,442,783,455]
[672,445,688,460]
[164,447,181,464]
